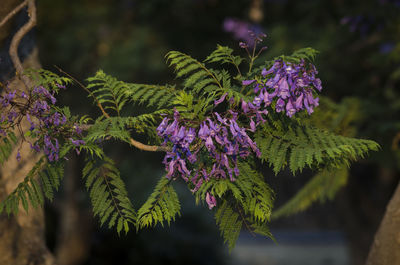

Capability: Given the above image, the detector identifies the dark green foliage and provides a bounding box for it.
[0,157,64,215]
[0,132,17,164]
[255,121,380,175]
[85,110,170,145]
[126,83,176,109]
[136,177,181,230]
[166,51,222,95]
[254,47,319,74]
[24,68,72,95]
[87,70,131,116]
[39,160,64,201]
[205,45,244,76]
[82,157,136,234]
[86,117,132,144]
[0,43,380,250]
[194,162,274,250]
[214,201,243,251]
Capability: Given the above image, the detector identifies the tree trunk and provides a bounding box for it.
[0,49,56,265]
[0,1,56,264]
[366,180,400,265]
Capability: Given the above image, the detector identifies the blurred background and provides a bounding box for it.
[3,0,400,264]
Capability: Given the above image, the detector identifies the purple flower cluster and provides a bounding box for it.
[195,112,261,181]
[157,111,197,181]
[243,59,322,117]
[0,84,83,162]
[157,109,262,209]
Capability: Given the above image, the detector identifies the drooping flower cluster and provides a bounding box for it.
[194,112,261,182]
[157,108,262,209]
[157,111,197,181]
[243,59,322,118]
[0,84,83,162]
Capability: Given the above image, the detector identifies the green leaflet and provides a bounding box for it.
[24,68,72,94]
[86,70,131,116]
[205,45,244,69]
[82,157,136,234]
[166,51,222,94]
[126,83,176,109]
[195,161,274,251]
[136,177,181,230]
[215,201,242,251]
[0,132,17,164]
[256,122,380,175]
[0,157,64,215]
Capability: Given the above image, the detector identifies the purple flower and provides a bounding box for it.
[239,42,248,48]
[70,138,85,146]
[206,192,217,210]
[249,118,256,132]
[186,128,196,143]
[295,93,304,109]
[205,136,215,151]
[198,123,210,140]
[214,93,227,106]
[285,100,296,117]
[275,98,285,112]
[242,80,256,86]
[277,78,290,99]
[157,117,169,135]
[241,100,249,113]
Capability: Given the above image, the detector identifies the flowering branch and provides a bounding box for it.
[54,66,111,118]
[55,66,169,153]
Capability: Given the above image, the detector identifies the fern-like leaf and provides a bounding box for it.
[82,157,136,234]
[0,132,17,164]
[125,83,176,109]
[255,123,379,175]
[86,70,131,116]
[136,177,181,230]
[24,68,72,93]
[205,45,244,76]
[166,51,222,94]
[0,157,64,215]
[214,201,242,251]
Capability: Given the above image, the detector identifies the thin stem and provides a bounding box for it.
[55,67,170,153]
[248,42,257,74]
[129,138,170,152]
[229,56,242,78]
[54,66,111,119]
[0,0,28,29]
[9,0,36,88]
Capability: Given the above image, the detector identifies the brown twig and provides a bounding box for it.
[8,0,36,88]
[129,138,169,152]
[0,0,28,29]
[54,66,169,152]
[54,65,111,118]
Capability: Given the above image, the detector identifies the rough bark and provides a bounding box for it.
[0,49,56,265]
[366,180,400,265]
[0,1,56,264]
